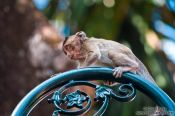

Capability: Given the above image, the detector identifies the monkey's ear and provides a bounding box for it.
[76,31,86,38]
[77,31,87,42]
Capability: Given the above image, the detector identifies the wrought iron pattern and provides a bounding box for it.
[48,80,136,116]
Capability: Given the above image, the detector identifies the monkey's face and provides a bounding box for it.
[63,31,86,60]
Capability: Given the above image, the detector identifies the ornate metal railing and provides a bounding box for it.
[12,67,175,116]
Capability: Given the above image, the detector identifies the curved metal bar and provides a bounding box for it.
[11,67,175,116]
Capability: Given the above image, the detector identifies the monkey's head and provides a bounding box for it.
[63,31,87,60]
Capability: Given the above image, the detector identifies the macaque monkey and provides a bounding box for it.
[62,31,156,85]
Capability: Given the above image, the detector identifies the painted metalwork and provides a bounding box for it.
[48,80,136,116]
[11,67,175,116]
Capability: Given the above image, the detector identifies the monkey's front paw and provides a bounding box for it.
[113,67,123,78]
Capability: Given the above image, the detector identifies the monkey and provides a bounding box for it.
[62,31,161,115]
[62,31,156,85]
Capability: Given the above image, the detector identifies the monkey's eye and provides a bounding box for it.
[66,45,75,51]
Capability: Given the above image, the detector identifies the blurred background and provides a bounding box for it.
[0,0,175,115]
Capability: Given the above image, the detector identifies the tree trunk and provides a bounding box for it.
[0,0,75,115]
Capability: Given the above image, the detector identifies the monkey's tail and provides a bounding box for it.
[135,57,157,85]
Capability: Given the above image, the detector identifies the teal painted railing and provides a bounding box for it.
[11,67,175,116]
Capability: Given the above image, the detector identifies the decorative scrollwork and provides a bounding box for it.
[65,90,88,109]
[111,83,136,102]
[95,86,111,101]
[48,80,136,116]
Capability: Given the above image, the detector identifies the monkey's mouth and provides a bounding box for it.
[70,55,76,60]
[70,53,85,60]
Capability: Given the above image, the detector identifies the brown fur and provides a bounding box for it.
[63,31,156,84]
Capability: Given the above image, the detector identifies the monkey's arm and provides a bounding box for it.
[79,44,101,68]
[108,51,139,77]
[80,52,100,67]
